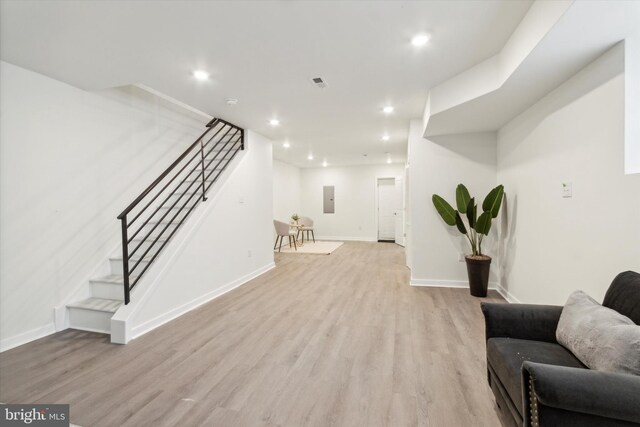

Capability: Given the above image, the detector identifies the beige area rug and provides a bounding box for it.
[276,240,344,255]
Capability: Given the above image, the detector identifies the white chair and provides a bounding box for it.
[273,220,297,252]
[298,216,315,243]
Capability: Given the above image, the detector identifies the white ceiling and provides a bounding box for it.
[0,0,532,168]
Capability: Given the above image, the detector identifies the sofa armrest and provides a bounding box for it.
[481,302,563,343]
[522,362,640,426]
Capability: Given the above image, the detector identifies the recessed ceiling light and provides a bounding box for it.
[382,106,394,114]
[269,119,280,126]
[411,33,430,47]
[381,134,390,141]
[387,158,393,164]
[282,142,290,148]
[193,70,210,80]
[226,98,238,105]
[308,154,314,160]
[322,160,328,167]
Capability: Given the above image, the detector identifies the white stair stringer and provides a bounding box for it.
[109,146,247,345]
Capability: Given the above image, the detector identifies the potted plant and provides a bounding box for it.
[432,184,504,297]
[291,213,300,224]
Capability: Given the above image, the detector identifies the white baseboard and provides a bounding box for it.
[0,323,56,353]
[410,279,513,300]
[129,262,276,341]
[410,279,469,288]
[315,236,377,242]
[493,284,521,303]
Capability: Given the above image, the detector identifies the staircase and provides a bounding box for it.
[65,118,244,334]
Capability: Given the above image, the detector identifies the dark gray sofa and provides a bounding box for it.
[481,271,640,427]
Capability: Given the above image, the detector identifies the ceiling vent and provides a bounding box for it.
[312,77,328,89]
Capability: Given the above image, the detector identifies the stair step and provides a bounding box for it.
[90,274,141,285]
[144,216,193,227]
[111,254,154,263]
[153,206,199,217]
[90,275,134,300]
[67,297,121,313]
[166,192,203,200]
[136,218,183,227]
[156,206,184,212]
[168,190,201,196]
[182,178,216,184]
[189,165,228,174]
[131,210,192,228]
[127,235,170,252]
[191,163,227,170]
[91,274,124,285]
[131,235,169,243]
[189,166,230,178]
[67,298,121,334]
[193,164,231,172]
[110,253,154,275]
[146,219,184,226]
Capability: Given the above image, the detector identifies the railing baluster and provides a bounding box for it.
[120,215,131,305]
[200,136,208,202]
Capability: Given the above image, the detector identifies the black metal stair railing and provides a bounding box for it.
[117,118,244,304]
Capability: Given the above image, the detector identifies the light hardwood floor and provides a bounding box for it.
[0,242,505,427]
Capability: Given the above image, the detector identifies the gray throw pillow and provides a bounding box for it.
[556,290,640,375]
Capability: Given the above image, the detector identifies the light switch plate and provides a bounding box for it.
[561,182,572,198]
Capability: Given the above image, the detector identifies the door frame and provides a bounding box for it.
[374,175,404,243]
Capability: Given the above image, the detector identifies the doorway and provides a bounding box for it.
[376,177,404,244]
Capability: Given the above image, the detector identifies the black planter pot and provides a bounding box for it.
[465,256,492,297]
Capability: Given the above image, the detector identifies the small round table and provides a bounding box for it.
[289,223,305,246]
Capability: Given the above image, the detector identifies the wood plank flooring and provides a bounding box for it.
[0,241,505,426]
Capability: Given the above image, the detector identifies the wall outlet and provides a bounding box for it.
[247,250,252,258]
[239,196,245,204]
[561,182,572,198]
[458,253,466,262]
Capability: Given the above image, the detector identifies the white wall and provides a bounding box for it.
[408,40,640,304]
[404,160,412,268]
[120,131,274,341]
[0,61,210,350]
[299,163,405,241]
[625,38,640,174]
[498,71,640,304]
[407,124,498,286]
[272,160,301,224]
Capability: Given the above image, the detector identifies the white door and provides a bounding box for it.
[377,178,396,241]
[394,177,405,246]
